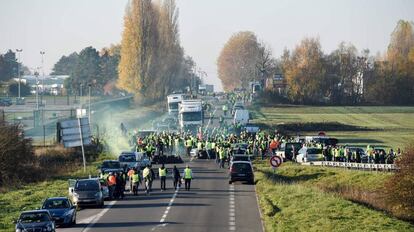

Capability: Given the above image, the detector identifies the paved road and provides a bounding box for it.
[60,159,262,232]
[58,96,263,231]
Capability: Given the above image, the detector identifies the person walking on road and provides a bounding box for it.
[131,168,141,196]
[183,165,193,191]
[143,165,153,195]
[159,164,167,191]
[172,165,181,189]
[107,172,116,199]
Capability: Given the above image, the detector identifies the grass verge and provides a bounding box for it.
[0,153,114,231]
[254,161,414,232]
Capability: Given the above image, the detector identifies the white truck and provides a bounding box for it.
[233,109,249,126]
[167,94,184,115]
[179,99,203,134]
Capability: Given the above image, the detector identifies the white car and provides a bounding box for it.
[297,147,323,163]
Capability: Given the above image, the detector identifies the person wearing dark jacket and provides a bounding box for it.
[172,165,181,189]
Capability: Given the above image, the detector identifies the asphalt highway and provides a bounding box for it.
[59,97,263,232]
[60,159,263,232]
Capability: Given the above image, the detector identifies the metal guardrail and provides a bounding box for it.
[306,161,397,171]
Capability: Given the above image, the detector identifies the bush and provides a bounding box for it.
[383,145,414,222]
[0,124,36,186]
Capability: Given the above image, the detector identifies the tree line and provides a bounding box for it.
[52,0,200,101]
[218,20,414,105]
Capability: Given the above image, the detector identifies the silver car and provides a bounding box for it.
[69,179,104,208]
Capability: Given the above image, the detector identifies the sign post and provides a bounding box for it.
[270,155,283,176]
[57,113,91,173]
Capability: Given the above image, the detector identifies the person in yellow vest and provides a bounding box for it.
[183,165,193,191]
[131,168,141,196]
[159,164,168,191]
[186,137,193,156]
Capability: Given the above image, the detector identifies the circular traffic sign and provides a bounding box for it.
[270,155,283,168]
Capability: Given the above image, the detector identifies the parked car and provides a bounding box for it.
[15,210,56,232]
[41,197,76,227]
[231,154,252,163]
[276,142,303,160]
[0,98,12,106]
[69,179,104,208]
[297,147,323,163]
[100,160,123,173]
[229,161,254,184]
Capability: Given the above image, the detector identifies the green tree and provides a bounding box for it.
[69,47,101,95]
[51,52,79,75]
[0,50,18,82]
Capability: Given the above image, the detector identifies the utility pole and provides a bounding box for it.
[15,49,23,99]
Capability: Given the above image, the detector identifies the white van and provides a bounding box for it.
[233,109,249,126]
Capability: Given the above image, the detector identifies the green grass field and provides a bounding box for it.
[254,161,414,232]
[0,153,114,231]
[250,106,414,149]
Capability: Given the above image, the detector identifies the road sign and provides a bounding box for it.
[270,155,283,168]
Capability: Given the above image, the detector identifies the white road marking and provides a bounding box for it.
[229,185,236,231]
[82,200,117,232]
[151,187,180,231]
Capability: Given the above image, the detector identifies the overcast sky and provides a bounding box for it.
[1,0,413,91]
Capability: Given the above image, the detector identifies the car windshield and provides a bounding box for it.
[119,154,136,162]
[182,112,202,121]
[169,102,179,110]
[232,163,252,173]
[43,199,70,209]
[75,180,99,191]
[19,213,50,223]
[102,161,121,169]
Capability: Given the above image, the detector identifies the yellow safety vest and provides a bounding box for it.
[184,168,192,179]
[143,168,150,179]
[159,168,167,177]
[132,173,140,183]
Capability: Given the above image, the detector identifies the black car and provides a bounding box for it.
[15,210,56,232]
[42,197,76,227]
[100,160,122,173]
[229,161,254,184]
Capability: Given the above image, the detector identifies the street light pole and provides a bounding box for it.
[16,49,23,99]
[40,51,45,104]
[88,84,91,124]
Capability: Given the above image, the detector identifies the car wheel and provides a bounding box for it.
[229,180,232,184]
[72,214,76,225]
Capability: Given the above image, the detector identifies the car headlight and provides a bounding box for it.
[63,210,71,217]
[15,229,22,232]
[95,192,102,198]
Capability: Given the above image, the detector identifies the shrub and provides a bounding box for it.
[383,145,414,222]
[0,124,36,186]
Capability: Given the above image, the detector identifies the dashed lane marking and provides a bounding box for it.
[229,184,236,231]
[151,187,180,231]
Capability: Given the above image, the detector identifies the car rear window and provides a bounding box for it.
[43,199,70,209]
[307,148,322,154]
[119,155,136,162]
[102,161,121,169]
[75,180,99,191]
[232,163,252,173]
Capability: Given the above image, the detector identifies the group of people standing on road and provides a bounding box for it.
[101,164,193,199]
